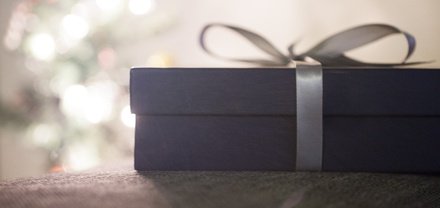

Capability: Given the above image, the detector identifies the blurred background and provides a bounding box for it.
[0,0,438,180]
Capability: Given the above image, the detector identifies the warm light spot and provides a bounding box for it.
[129,0,155,15]
[121,105,135,128]
[50,165,65,173]
[147,52,173,67]
[28,33,55,61]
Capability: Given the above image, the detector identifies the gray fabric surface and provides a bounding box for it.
[1,163,440,208]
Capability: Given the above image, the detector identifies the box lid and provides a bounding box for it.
[130,67,440,116]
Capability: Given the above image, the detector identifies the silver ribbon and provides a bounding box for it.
[293,60,322,171]
[199,23,420,171]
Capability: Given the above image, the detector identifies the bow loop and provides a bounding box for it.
[300,24,417,65]
[200,23,290,66]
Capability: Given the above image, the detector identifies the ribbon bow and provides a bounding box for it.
[200,23,422,66]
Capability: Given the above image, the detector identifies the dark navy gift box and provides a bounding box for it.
[130,67,440,172]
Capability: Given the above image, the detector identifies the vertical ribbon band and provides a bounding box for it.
[294,60,323,171]
[199,23,421,171]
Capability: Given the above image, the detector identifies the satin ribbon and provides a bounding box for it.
[199,23,420,171]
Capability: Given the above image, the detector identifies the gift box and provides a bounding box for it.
[130,67,440,172]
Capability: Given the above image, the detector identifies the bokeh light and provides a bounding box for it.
[96,0,123,13]
[65,143,100,171]
[61,14,90,41]
[129,0,155,15]
[61,84,88,118]
[60,83,116,124]
[120,105,135,128]
[29,124,60,149]
[1,0,176,179]
[28,33,56,61]
[98,47,117,69]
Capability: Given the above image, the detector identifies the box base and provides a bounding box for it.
[135,115,440,172]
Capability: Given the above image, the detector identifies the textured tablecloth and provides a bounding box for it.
[1,162,440,208]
